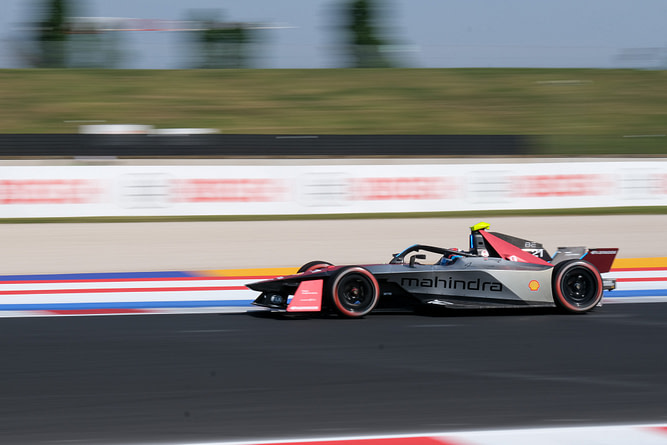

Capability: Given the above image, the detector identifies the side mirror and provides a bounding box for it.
[409,254,426,268]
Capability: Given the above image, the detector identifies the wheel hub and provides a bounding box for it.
[345,286,362,304]
[566,272,592,301]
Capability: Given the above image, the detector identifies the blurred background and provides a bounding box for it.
[3,0,667,70]
[0,1,666,159]
[1,1,667,157]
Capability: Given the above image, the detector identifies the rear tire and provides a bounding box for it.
[297,261,333,273]
[552,260,603,313]
[330,266,379,318]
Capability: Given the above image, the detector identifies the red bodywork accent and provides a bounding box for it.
[479,230,552,266]
[288,279,323,312]
[582,248,619,273]
[273,438,453,445]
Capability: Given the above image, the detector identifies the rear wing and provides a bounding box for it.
[581,248,619,274]
[551,247,618,273]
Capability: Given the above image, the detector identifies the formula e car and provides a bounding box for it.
[248,222,618,317]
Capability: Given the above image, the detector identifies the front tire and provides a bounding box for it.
[297,261,333,273]
[330,266,379,318]
[552,260,603,313]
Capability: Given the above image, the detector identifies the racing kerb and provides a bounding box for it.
[143,424,667,445]
[0,257,665,317]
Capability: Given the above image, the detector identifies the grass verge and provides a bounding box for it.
[1,206,665,224]
[1,68,666,154]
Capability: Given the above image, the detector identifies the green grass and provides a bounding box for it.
[1,206,665,224]
[1,68,667,154]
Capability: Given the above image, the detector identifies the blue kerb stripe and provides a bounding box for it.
[604,289,667,297]
[0,271,194,281]
[0,300,254,311]
[1,292,663,311]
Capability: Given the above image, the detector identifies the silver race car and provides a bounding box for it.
[248,222,618,317]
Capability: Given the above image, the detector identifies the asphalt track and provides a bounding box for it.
[1,303,666,445]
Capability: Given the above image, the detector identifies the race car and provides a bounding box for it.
[247,222,618,317]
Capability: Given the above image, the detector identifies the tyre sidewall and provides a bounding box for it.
[552,260,603,313]
[297,261,333,274]
[329,266,379,318]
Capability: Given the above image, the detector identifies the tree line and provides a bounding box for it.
[28,0,393,69]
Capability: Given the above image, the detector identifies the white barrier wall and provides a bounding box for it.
[1,160,666,218]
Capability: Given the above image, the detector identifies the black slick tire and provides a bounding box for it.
[329,266,379,318]
[552,260,603,313]
[297,261,333,273]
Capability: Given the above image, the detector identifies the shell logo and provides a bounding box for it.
[529,280,540,291]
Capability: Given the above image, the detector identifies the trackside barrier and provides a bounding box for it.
[1,159,667,218]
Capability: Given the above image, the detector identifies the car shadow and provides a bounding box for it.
[246,305,577,320]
